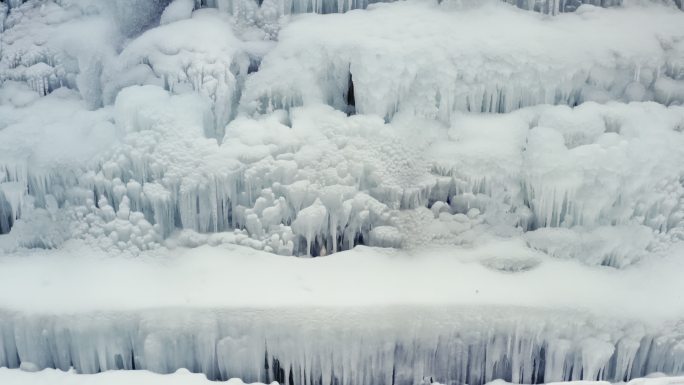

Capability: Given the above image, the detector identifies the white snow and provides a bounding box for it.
[4,83,684,262]
[2,370,684,385]
[0,367,271,385]
[107,10,250,130]
[1,0,684,384]
[0,241,683,382]
[1,241,684,318]
[243,1,684,121]
[160,0,196,25]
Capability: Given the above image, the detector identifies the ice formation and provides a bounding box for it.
[0,0,683,264]
[1,0,684,383]
[0,367,274,385]
[0,243,682,384]
[1,307,683,384]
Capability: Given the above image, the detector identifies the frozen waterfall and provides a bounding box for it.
[2,0,684,384]
[1,308,683,385]
[2,0,684,259]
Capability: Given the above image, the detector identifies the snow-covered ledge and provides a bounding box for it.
[0,242,683,385]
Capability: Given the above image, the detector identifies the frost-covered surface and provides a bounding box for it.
[2,1,684,259]
[244,1,684,120]
[2,0,684,384]
[4,83,684,261]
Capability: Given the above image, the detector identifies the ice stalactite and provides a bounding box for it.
[107,0,172,37]
[0,308,683,384]
[501,0,624,15]
[0,193,15,234]
[0,1,123,108]
[243,2,684,124]
[273,0,386,15]
[195,0,683,15]
[0,0,26,9]
[2,2,684,262]
[345,71,355,116]
[291,199,327,256]
[2,91,684,262]
[23,62,53,96]
[0,2,8,32]
[0,163,27,234]
[103,10,259,134]
[211,0,389,15]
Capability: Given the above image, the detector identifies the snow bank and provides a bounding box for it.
[2,241,684,317]
[0,367,270,385]
[2,368,684,385]
[0,242,683,383]
[2,370,684,385]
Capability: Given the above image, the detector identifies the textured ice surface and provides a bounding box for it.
[244,1,684,121]
[1,307,683,384]
[0,244,683,383]
[2,0,684,384]
[4,0,683,259]
[3,83,684,262]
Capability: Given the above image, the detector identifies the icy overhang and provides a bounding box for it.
[0,243,683,383]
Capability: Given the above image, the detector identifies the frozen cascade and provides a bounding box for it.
[2,82,684,262]
[500,0,624,15]
[0,2,8,32]
[103,10,258,132]
[242,1,684,123]
[2,0,684,384]
[195,0,684,15]
[0,308,682,384]
[2,0,683,127]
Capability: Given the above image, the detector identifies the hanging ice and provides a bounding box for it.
[1,0,684,383]
[0,308,682,385]
[0,243,683,383]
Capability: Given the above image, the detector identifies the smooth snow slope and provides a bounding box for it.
[1,241,683,318]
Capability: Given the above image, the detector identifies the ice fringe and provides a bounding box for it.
[1,1,684,260]
[184,0,684,16]
[2,86,684,262]
[153,0,684,15]
[0,308,683,384]
[2,0,683,112]
[242,1,684,123]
